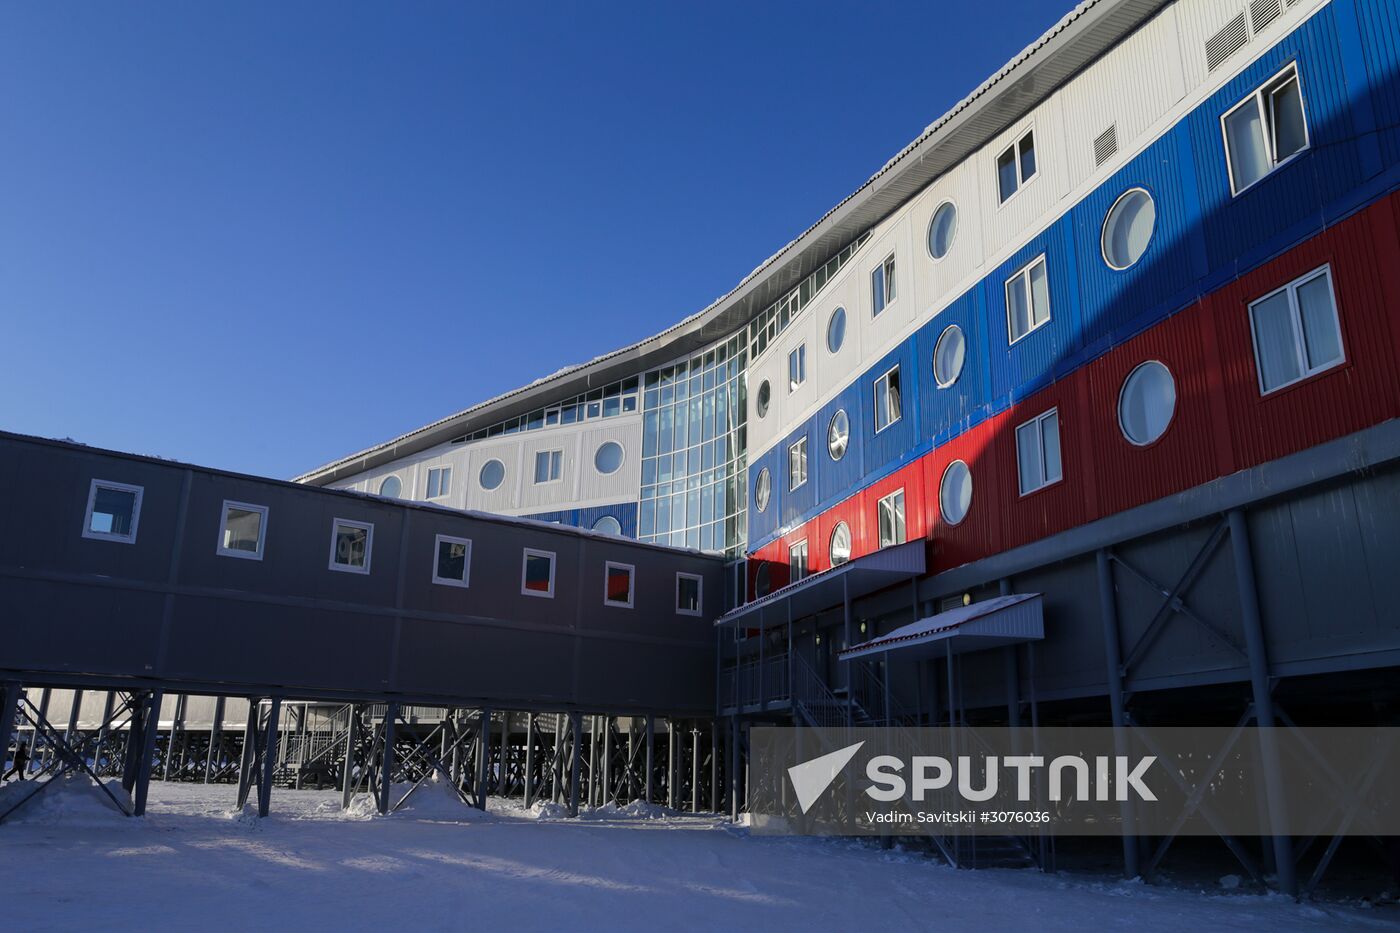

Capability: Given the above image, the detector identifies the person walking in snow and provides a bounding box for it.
[3,740,30,781]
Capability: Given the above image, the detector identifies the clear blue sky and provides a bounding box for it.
[1,1,1068,479]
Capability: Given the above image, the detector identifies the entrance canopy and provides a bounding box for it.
[838,593,1044,661]
[713,539,925,631]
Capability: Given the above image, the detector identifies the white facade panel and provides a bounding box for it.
[908,155,986,326]
[574,419,644,505]
[979,95,1070,262]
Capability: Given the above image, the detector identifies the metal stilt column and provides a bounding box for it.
[377,702,397,816]
[668,720,678,809]
[205,697,225,785]
[475,707,492,810]
[95,691,115,776]
[568,712,582,817]
[691,724,700,812]
[1228,509,1297,896]
[710,720,718,813]
[587,716,598,807]
[728,717,739,821]
[1097,549,1140,879]
[601,715,612,806]
[256,698,282,818]
[523,713,536,808]
[341,705,361,810]
[0,682,20,777]
[235,698,261,808]
[133,689,165,816]
[645,715,655,804]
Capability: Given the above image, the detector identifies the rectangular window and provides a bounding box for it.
[997,129,1037,202]
[874,364,902,433]
[432,534,471,588]
[216,500,268,560]
[1248,265,1344,394]
[603,561,635,608]
[426,467,452,499]
[871,253,896,316]
[329,518,373,574]
[877,489,906,548]
[676,572,703,616]
[533,449,562,485]
[1006,255,1051,343]
[82,479,143,544]
[1015,409,1063,496]
[1222,63,1308,195]
[789,540,809,584]
[521,548,556,598]
[788,343,806,393]
[788,436,808,491]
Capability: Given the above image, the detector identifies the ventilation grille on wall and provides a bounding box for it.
[1094,124,1119,167]
[1206,12,1250,72]
[1251,0,1282,33]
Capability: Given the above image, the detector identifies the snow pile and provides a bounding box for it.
[0,775,129,824]
[582,800,677,821]
[341,779,488,822]
[527,800,572,821]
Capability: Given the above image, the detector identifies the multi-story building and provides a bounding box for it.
[297,0,1400,882]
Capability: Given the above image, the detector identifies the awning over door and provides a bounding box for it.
[712,539,925,631]
[838,593,1044,662]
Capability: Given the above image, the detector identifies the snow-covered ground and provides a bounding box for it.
[0,779,1393,932]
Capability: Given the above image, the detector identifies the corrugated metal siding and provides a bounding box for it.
[1355,0,1400,167]
[925,411,1004,573]
[816,382,869,505]
[916,291,993,445]
[780,417,819,528]
[860,341,922,472]
[985,222,1084,403]
[994,376,1091,552]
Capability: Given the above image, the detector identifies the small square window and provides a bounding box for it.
[522,548,556,598]
[1015,409,1063,496]
[329,518,373,574]
[676,572,703,616]
[788,436,808,492]
[426,467,452,499]
[1222,63,1309,196]
[534,450,563,485]
[82,479,143,544]
[1006,255,1051,343]
[432,534,471,588]
[1248,265,1344,394]
[877,489,906,548]
[216,501,268,560]
[871,253,896,316]
[789,540,809,584]
[788,344,806,393]
[874,365,902,433]
[603,561,635,608]
[997,129,1037,203]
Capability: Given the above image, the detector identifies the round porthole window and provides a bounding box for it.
[829,522,852,567]
[939,459,973,526]
[1102,188,1156,270]
[827,409,850,461]
[1118,360,1176,446]
[378,475,402,499]
[592,515,622,536]
[756,380,771,418]
[754,563,771,598]
[927,201,958,260]
[594,441,624,475]
[479,459,505,491]
[755,467,771,513]
[933,324,966,388]
[827,307,847,354]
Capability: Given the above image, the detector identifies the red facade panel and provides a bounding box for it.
[925,412,1003,574]
[859,461,928,552]
[994,376,1091,554]
[814,495,867,573]
[1210,199,1400,469]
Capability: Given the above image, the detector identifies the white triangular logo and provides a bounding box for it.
[787,741,864,814]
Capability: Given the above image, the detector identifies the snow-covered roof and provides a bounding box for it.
[297,0,1169,485]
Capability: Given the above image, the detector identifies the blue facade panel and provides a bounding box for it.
[748,444,781,543]
[523,502,639,538]
[780,415,819,528]
[1355,0,1400,169]
[815,379,868,505]
[915,289,992,446]
[985,222,1083,405]
[859,338,922,475]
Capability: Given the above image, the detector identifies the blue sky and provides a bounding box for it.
[0,1,1067,479]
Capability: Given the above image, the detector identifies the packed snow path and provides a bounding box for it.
[0,781,1392,932]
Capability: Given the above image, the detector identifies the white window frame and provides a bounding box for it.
[787,436,808,492]
[82,479,144,544]
[995,126,1038,205]
[789,540,809,583]
[431,534,472,588]
[1247,265,1344,396]
[521,547,556,598]
[873,364,902,434]
[870,252,897,317]
[328,518,374,575]
[425,466,452,500]
[603,560,635,609]
[533,449,563,486]
[876,488,907,549]
[1221,62,1310,197]
[676,572,704,617]
[787,343,806,393]
[1015,408,1063,497]
[215,500,268,561]
[1005,254,1051,345]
